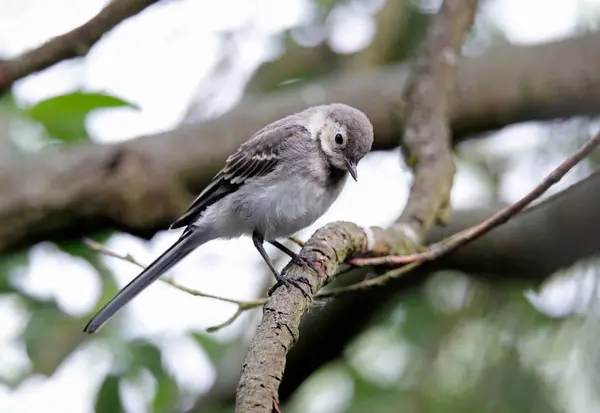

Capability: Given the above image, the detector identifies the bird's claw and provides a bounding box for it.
[291,255,324,279]
[268,274,312,298]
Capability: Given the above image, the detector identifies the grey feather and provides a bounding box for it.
[170,123,310,229]
[83,230,208,333]
[84,103,374,333]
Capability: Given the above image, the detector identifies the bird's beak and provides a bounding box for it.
[344,158,358,181]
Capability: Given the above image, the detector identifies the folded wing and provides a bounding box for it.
[169,122,309,230]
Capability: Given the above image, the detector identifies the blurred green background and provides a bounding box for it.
[2,0,600,412]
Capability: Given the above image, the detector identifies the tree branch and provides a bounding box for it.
[235,223,391,413]
[351,129,600,269]
[324,128,600,295]
[234,1,478,411]
[397,0,476,236]
[0,0,162,94]
[189,167,600,410]
[1,33,600,253]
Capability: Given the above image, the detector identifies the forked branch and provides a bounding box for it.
[235,0,479,412]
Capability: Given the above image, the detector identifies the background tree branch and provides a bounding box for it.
[396,0,477,236]
[2,33,600,254]
[0,0,163,94]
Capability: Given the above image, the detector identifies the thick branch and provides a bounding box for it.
[0,0,161,93]
[190,168,600,410]
[235,1,478,411]
[2,33,600,253]
[397,0,476,236]
[235,223,408,412]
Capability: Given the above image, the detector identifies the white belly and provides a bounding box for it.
[200,175,346,241]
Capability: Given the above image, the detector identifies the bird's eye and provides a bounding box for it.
[334,133,344,145]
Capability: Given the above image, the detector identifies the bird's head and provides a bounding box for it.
[315,103,374,181]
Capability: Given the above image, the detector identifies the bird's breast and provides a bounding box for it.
[243,174,345,240]
[200,169,347,241]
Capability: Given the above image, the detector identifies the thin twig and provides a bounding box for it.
[287,236,305,247]
[317,262,421,297]
[83,238,266,331]
[332,130,600,295]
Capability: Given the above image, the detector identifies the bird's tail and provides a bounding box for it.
[83,230,205,334]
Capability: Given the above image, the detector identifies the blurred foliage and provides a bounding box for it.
[21,299,85,376]
[95,374,125,413]
[0,90,137,154]
[25,91,137,144]
[130,341,181,412]
[2,1,600,413]
[0,250,28,294]
[288,271,584,413]
[245,0,431,94]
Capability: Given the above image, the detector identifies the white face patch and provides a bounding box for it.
[306,109,328,140]
[318,119,346,159]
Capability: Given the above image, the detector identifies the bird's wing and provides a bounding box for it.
[169,122,309,230]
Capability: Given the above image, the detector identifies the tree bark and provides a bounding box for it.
[2,33,600,253]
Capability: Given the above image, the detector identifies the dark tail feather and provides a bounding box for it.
[83,231,202,334]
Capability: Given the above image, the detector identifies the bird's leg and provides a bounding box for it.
[269,240,324,279]
[252,231,310,298]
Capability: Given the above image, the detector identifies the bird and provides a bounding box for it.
[83,103,374,334]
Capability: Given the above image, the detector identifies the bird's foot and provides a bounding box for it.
[290,255,324,279]
[268,273,312,298]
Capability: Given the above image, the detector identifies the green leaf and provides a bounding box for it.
[95,374,125,413]
[26,91,138,143]
[401,294,440,348]
[345,368,401,413]
[21,300,86,375]
[192,332,229,365]
[131,341,165,379]
[390,7,431,62]
[468,349,560,413]
[130,341,180,413]
[0,249,30,293]
[153,373,180,413]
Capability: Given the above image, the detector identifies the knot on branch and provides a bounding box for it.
[299,221,368,280]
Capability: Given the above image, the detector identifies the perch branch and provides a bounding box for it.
[0,0,162,94]
[326,128,600,295]
[189,169,600,411]
[234,1,478,411]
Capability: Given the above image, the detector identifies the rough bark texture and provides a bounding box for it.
[235,0,478,411]
[0,0,162,93]
[235,223,408,412]
[2,33,600,253]
[397,0,477,235]
[234,224,364,412]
